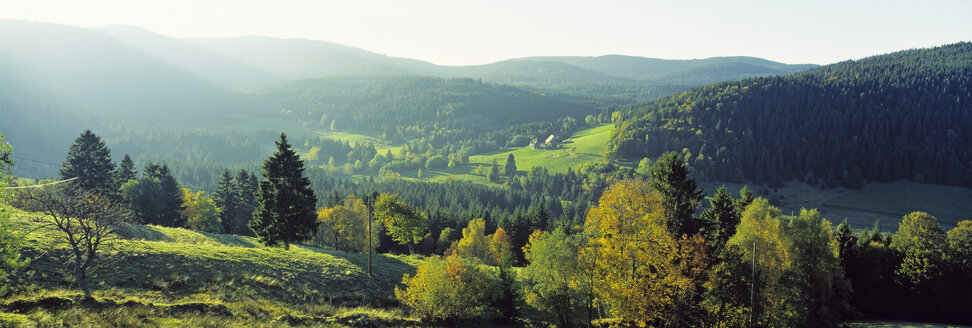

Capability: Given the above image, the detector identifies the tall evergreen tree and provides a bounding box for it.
[115,154,137,188]
[215,169,241,234]
[532,199,549,232]
[505,154,518,178]
[238,169,259,236]
[156,164,186,228]
[60,130,115,196]
[488,159,500,183]
[701,186,740,253]
[648,152,704,237]
[250,133,318,249]
[735,186,755,214]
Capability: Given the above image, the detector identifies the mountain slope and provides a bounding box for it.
[250,75,595,141]
[192,36,439,80]
[95,25,282,89]
[608,42,972,188]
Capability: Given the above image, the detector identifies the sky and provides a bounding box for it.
[3,0,971,66]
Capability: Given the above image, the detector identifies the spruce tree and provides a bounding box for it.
[648,151,704,237]
[532,199,549,232]
[700,186,739,253]
[115,154,137,188]
[238,169,259,236]
[250,133,318,249]
[735,186,755,214]
[505,154,518,178]
[156,164,186,228]
[215,169,241,234]
[60,130,115,196]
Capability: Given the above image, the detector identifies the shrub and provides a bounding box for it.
[395,253,501,321]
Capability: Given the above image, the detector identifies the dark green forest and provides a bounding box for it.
[608,42,972,188]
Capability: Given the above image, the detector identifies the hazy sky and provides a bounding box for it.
[4,0,971,65]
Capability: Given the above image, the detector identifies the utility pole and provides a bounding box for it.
[368,214,373,278]
[751,241,757,328]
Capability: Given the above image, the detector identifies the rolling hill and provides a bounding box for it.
[526,55,817,84]
[94,25,283,90]
[608,42,972,188]
[249,75,596,139]
[2,207,421,326]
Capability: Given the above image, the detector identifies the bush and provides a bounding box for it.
[424,156,448,170]
[395,253,501,321]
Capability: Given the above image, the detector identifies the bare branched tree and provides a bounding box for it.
[27,186,132,298]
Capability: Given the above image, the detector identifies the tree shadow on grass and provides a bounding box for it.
[114,223,173,242]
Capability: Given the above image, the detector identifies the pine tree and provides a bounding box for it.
[701,186,739,253]
[238,169,259,236]
[488,160,500,183]
[735,185,755,214]
[533,199,549,232]
[156,164,186,228]
[115,154,137,188]
[649,152,704,237]
[60,130,115,196]
[215,169,241,234]
[250,133,318,249]
[505,154,518,178]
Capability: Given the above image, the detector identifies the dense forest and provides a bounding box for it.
[250,75,596,143]
[608,42,972,188]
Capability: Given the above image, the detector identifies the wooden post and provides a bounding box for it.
[751,241,757,328]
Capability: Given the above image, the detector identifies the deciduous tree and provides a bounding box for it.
[181,188,221,233]
[583,179,688,325]
[27,186,132,298]
[374,193,426,254]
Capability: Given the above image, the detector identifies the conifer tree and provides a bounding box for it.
[735,186,755,214]
[505,154,518,178]
[156,164,186,227]
[701,186,739,253]
[250,133,318,249]
[488,160,500,183]
[215,169,241,234]
[115,154,137,188]
[532,199,549,232]
[238,169,259,236]
[649,152,704,236]
[60,130,116,196]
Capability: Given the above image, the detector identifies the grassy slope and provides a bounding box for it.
[425,123,613,184]
[304,124,613,186]
[2,207,421,327]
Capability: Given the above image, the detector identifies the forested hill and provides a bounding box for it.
[608,42,972,188]
[249,75,595,142]
[523,55,817,85]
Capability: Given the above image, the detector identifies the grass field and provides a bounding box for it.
[423,124,613,184]
[2,207,422,327]
[312,129,404,156]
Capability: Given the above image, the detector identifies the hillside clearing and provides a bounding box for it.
[423,123,613,184]
[3,207,421,326]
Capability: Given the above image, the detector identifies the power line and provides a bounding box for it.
[10,155,61,167]
[4,177,78,189]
